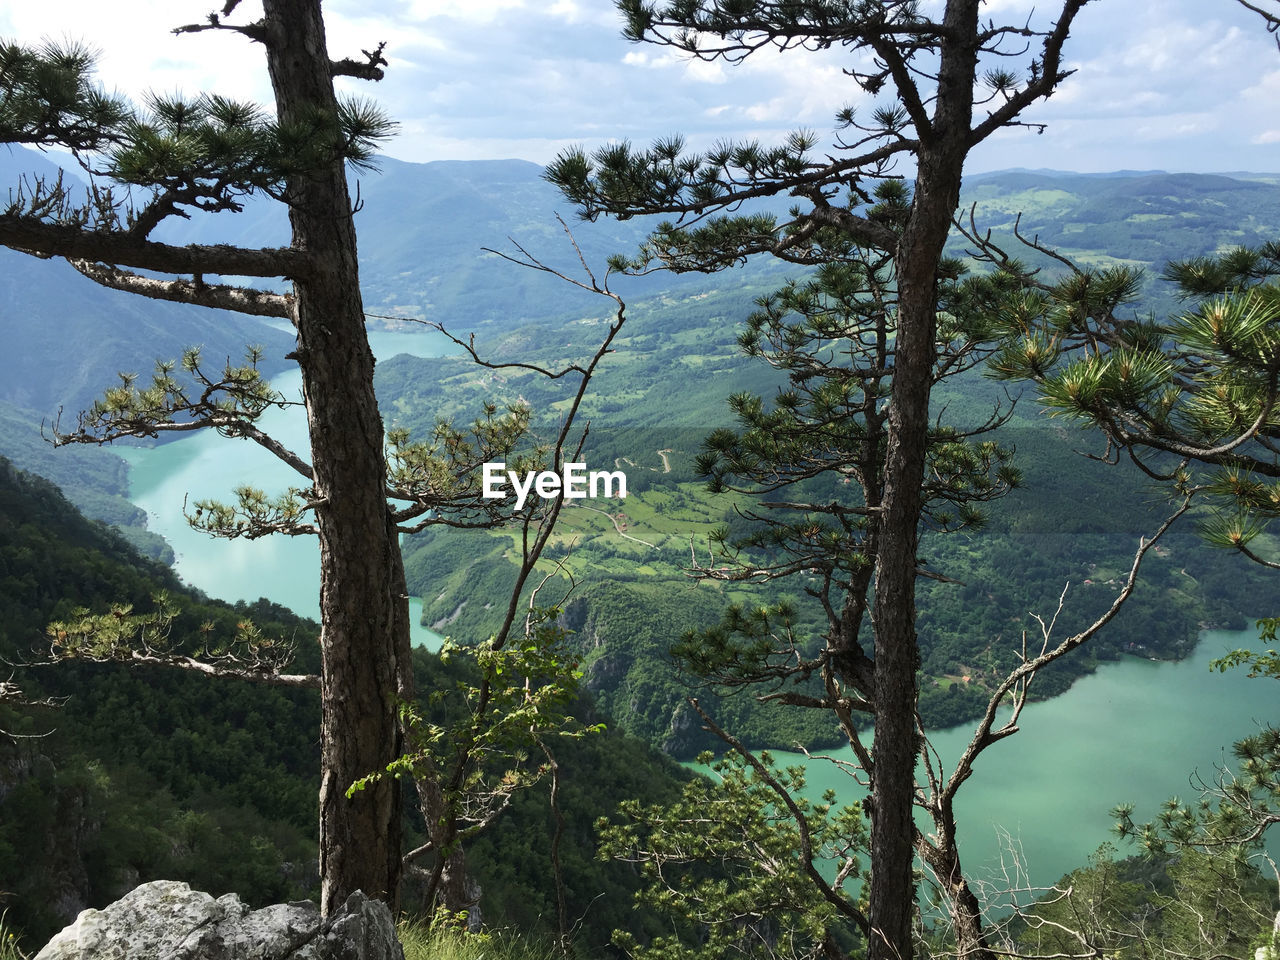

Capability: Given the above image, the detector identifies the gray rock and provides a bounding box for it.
[35,880,404,960]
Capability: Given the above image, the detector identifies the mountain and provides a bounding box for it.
[0,150,295,419]
[12,145,1274,427]
[0,399,171,560]
[957,169,1280,263]
[4,158,1280,952]
[0,456,692,953]
[146,152,798,327]
[366,167,1280,754]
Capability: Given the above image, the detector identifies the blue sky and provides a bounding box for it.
[4,0,1280,174]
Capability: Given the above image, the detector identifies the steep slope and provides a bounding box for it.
[383,169,1280,755]
[0,457,691,954]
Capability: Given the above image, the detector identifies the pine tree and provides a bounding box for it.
[2,0,406,912]
[1,1,619,916]
[547,3,1089,957]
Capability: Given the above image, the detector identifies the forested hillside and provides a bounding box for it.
[0,457,692,953]
[378,171,1280,753]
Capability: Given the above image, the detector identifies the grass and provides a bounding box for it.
[398,917,561,960]
[0,914,28,960]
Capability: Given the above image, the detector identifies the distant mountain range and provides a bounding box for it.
[5,145,1280,548]
[8,145,1280,415]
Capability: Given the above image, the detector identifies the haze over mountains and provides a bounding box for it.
[5,142,1280,554]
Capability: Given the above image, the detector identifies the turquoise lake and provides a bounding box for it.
[117,322,1277,896]
[118,325,459,649]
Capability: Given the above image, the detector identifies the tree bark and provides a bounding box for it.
[919,825,997,960]
[260,0,405,914]
[866,3,981,958]
[0,215,306,277]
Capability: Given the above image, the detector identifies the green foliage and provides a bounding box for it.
[1096,624,1280,959]
[1012,843,1277,959]
[1212,617,1280,679]
[87,348,279,433]
[0,459,324,944]
[565,582,837,756]
[1113,721,1279,856]
[386,399,550,532]
[398,915,558,960]
[0,456,698,949]
[600,750,867,960]
[389,223,1277,759]
[45,590,296,678]
[349,614,602,824]
[0,38,128,151]
[987,242,1280,564]
[352,611,606,920]
[0,912,29,960]
[1009,843,1152,957]
[1,37,392,230]
[458,713,696,953]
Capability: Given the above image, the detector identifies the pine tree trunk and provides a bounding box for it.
[866,4,980,957]
[867,242,931,960]
[260,0,405,913]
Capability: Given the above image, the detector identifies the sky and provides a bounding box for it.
[4,0,1280,175]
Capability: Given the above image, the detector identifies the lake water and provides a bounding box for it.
[764,624,1278,897]
[117,323,1278,895]
[118,325,459,649]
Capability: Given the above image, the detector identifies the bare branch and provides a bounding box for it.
[968,1,1090,146]
[70,260,294,318]
[940,496,1192,810]
[172,14,268,43]
[105,648,319,688]
[331,42,388,81]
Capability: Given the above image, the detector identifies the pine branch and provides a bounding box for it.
[331,42,388,81]
[968,0,1089,145]
[44,595,319,689]
[0,213,309,278]
[97,648,319,687]
[70,260,293,318]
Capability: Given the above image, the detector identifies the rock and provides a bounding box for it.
[661,701,703,758]
[35,880,404,960]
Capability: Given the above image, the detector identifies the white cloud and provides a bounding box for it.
[4,2,271,102]
[403,0,525,23]
[7,0,1280,173]
[1130,113,1217,142]
[545,0,617,26]
[744,97,790,124]
[1242,68,1280,101]
[978,0,1038,11]
[685,58,727,84]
